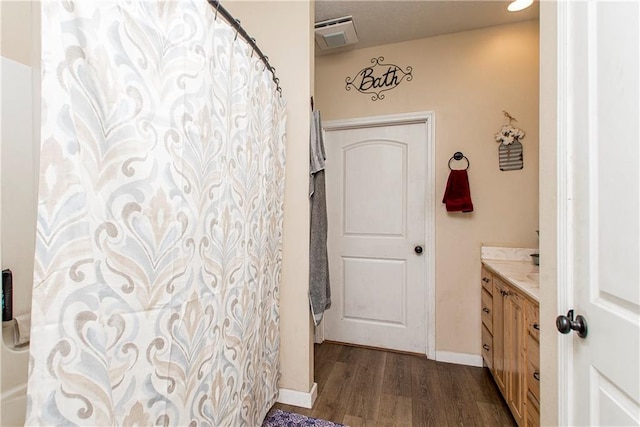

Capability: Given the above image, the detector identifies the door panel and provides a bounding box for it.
[343,257,406,325]
[505,291,525,425]
[323,119,429,354]
[344,142,406,236]
[561,1,640,424]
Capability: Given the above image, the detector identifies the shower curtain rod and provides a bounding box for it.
[207,0,282,95]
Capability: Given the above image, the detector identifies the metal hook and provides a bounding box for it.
[277,86,282,97]
[249,37,256,56]
[503,110,517,124]
[448,152,470,170]
[234,19,241,41]
[263,56,269,71]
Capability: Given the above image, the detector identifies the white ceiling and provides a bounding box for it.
[315,0,539,55]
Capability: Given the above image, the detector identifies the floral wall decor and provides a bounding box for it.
[494,110,525,171]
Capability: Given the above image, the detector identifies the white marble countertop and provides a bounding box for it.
[482,259,540,302]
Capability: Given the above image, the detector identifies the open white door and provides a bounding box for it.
[557,1,640,425]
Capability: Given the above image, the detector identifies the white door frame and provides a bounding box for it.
[540,1,568,423]
[321,111,436,359]
[556,2,572,424]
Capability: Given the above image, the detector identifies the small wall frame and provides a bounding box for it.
[498,141,523,171]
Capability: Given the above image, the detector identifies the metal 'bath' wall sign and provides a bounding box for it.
[345,57,413,101]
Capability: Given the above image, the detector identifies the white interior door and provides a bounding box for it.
[558,1,640,425]
[322,113,433,355]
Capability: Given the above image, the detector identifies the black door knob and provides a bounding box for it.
[414,245,423,254]
[556,314,572,334]
[556,309,588,338]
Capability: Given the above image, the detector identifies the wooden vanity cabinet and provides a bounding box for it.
[481,266,539,427]
[494,276,525,425]
[491,278,507,394]
[525,299,541,426]
[480,268,494,371]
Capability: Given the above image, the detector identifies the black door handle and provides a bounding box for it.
[414,245,423,254]
[556,309,588,338]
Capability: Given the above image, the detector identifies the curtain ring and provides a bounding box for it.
[234,19,241,41]
[263,56,269,71]
[215,1,220,20]
[250,37,256,56]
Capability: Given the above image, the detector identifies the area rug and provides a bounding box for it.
[262,409,346,427]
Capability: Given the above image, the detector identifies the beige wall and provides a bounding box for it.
[224,1,315,394]
[316,20,540,356]
[0,1,33,66]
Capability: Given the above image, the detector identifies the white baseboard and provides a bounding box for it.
[435,351,483,367]
[277,382,318,409]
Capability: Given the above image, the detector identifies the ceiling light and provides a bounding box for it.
[507,0,533,12]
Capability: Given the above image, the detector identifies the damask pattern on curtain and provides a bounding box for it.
[26,1,286,425]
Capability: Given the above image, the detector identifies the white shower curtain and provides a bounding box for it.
[26,1,286,425]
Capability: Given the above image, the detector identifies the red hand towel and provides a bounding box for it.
[442,169,474,212]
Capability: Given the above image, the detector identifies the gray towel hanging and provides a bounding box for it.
[309,110,331,325]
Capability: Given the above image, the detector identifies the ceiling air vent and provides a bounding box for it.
[314,16,359,50]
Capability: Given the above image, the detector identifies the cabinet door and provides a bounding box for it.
[526,391,540,427]
[481,267,493,293]
[527,334,540,404]
[481,324,494,370]
[492,279,506,394]
[505,289,525,426]
[481,287,493,333]
[525,298,540,341]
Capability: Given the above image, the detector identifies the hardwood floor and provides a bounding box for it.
[272,342,516,427]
